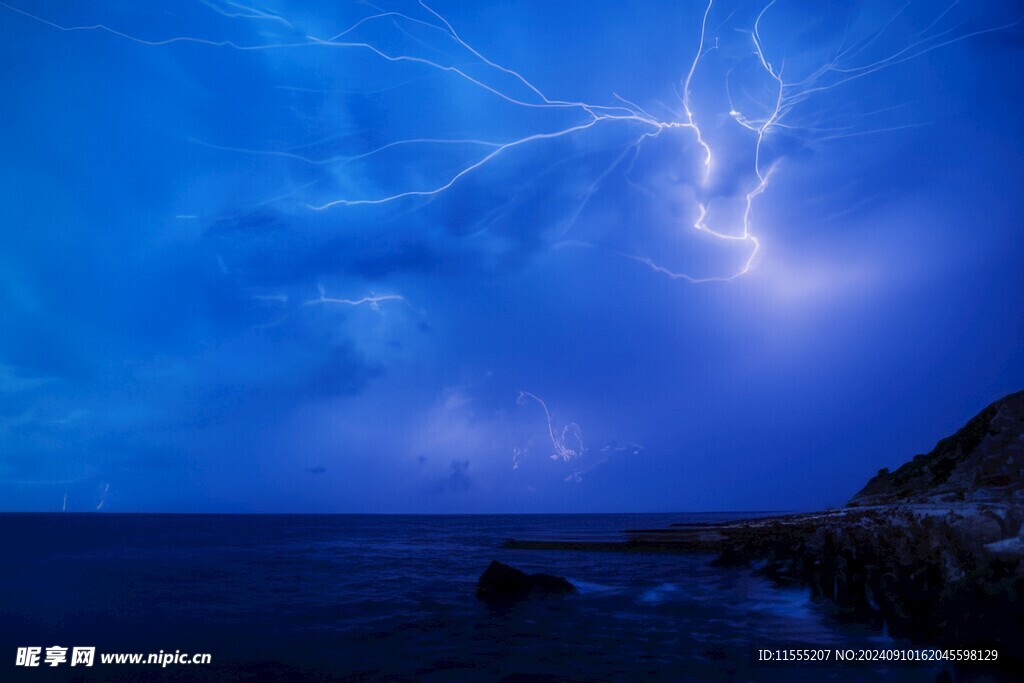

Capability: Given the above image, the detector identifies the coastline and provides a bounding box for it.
[504,389,1024,667]
[505,503,1024,665]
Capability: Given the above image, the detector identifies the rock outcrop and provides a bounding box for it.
[850,390,1024,506]
[476,560,575,601]
[504,390,1024,663]
[710,506,1024,651]
[709,391,1024,659]
[716,392,1024,654]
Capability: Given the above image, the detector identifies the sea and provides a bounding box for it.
[0,513,999,681]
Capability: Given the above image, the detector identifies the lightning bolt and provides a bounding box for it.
[305,284,405,311]
[96,483,109,511]
[200,0,293,29]
[516,391,585,464]
[3,1,1014,282]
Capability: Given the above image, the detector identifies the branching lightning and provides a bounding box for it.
[3,0,1015,282]
[514,392,644,481]
[305,284,405,311]
[516,391,585,465]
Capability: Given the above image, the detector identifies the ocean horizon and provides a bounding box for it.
[1,511,969,681]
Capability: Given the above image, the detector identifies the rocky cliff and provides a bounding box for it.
[724,391,1024,659]
[850,390,1024,506]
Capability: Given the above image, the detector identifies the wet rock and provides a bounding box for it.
[946,508,1005,543]
[984,535,1024,559]
[476,560,575,601]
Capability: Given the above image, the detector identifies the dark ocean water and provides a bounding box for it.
[0,513,983,681]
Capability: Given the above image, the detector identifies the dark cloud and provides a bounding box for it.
[447,459,472,492]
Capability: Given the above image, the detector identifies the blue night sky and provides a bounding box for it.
[1,0,1022,512]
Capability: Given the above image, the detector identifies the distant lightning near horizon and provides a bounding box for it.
[516,391,585,465]
[95,484,109,511]
[2,0,1015,282]
[514,391,644,482]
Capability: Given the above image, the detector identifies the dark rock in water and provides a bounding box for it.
[849,390,1024,506]
[476,560,575,600]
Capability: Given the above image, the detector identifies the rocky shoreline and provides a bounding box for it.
[503,390,1024,662]
[506,504,1023,650]
[703,504,1022,652]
